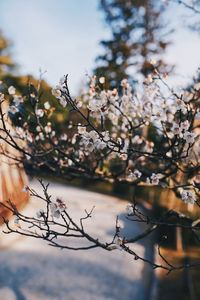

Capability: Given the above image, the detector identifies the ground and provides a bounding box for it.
[0,178,154,300]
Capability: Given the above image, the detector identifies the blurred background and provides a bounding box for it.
[0,0,200,94]
[0,1,200,300]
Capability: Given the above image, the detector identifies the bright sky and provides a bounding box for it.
[0,0,200,94]
[0,0,108,94]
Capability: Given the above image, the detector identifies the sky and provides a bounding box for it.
[0,0,108,94]
[0,0,200,94]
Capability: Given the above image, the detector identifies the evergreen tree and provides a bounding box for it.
[94,0,171,88]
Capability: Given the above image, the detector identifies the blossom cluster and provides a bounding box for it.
[36,198,67,219]
[0,72,200,205]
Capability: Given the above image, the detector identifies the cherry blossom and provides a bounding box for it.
[181,190,196,204]
[8,86,16,95]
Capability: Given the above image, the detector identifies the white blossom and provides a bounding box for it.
[50,199,66,218]
[39,132,45,140]
[76,100,82,108]
[44,123,52,134]
[27,133,33,143]
[171,123,182,136]
[44,101,50,109]
[99,77,105,84]
[36,109,44,118]
[81,130,104,152]
[132,135,143,145]
[126,204,133,215]
[78,125,86,135]
[175,98,187,114]
[36,126,41,132]
[52,88,62,98]
[181,190,196,204]
[60,133,68,141]
[8,86,16,95]
[59,96,67,107]
[88,98,106,113]
[149,173,163,185]
[180,120,190,131]
[120,153,128,161]
[50,203,61,218]
[183,131,197,144]
[127,170,142,182]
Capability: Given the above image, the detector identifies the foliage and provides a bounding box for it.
[0,31,70,134]
[94,0,172,88]
[0,31,15,75]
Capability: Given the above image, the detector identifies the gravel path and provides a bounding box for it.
[0,179,154,300]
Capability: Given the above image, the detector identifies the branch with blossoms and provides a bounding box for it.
[0,69,200,271]
[1,72,200,196]
[1,179,200,274]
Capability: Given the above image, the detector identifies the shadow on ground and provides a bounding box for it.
[0,249,144,300]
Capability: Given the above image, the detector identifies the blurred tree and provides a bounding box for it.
[0,31,15,75]
[94,0,172,88]
[0,31,69,134]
